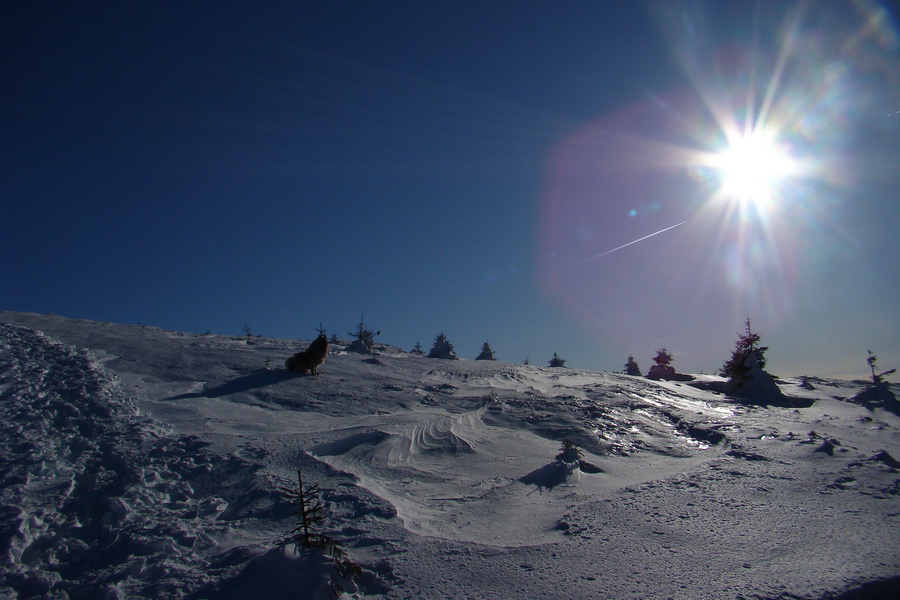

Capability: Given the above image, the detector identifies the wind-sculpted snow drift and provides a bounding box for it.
[1,311,898,600]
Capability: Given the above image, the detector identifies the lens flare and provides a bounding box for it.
[537,1,898,361]
[711,129,797,208]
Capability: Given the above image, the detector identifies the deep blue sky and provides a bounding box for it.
[3,1,898,378]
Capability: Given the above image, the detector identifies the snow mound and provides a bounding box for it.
[851,382,900,415]
[310,431,391,457]
[519,460,580,489]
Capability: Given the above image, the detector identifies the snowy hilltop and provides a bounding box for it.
[0,311,898,600]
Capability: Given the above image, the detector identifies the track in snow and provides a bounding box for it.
[0,324,276,599]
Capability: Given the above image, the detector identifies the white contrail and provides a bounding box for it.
[582,220,687,262]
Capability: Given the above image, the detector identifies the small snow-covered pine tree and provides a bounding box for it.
[653,348,673,367]
[428,332,458,359]
[721,319,767,388]
[556,438,583,463]
[646,348,677,380]
[476,341,496,361]
[347,315,380,353]
[548,352,566,368]
[720,319,785,401]
[624,355,641,376]
[410,342,424,355]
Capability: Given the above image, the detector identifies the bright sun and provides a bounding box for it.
[713,131,796,207]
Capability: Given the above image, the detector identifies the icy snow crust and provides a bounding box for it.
[1,311,898,599]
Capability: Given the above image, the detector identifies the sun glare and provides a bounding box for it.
[713,130,796,207]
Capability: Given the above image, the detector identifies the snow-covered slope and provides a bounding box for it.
[1,311,898,599]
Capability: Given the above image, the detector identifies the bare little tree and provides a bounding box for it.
[277,470,361,590]
[851,351,899,415]
[279,469,330,550]
[867,350,896,385]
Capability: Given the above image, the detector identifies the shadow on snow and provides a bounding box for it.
[165,369,306,400]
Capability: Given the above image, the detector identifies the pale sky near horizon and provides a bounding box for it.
[3,1,898,378]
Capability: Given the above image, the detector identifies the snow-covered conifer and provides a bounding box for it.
[548,352,566,368]
[721,319,767,388]
[624,355,641,376]
[347,315,380,353]
[428,332,458,359]
[476,341,496,361]
[646,348,677,380]
[721,319,784,401]
[653,348,673,367]
[556,438,583,463]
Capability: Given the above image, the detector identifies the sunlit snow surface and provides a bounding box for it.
[1,311,898,599]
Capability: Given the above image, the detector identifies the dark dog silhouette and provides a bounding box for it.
[285,334,329,375]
